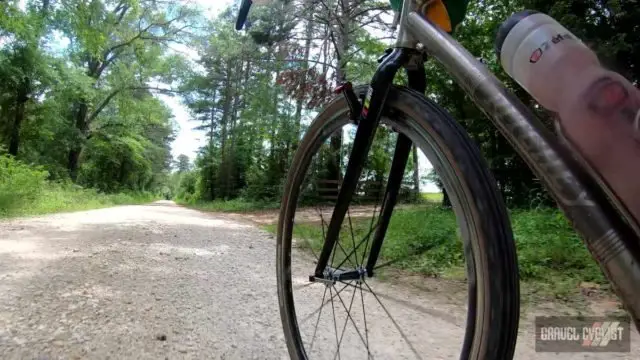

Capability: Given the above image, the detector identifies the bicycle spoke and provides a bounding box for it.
[317,204,326,243]
[347,208,359,268]
[334,283,371,353]
[334,221,380,271]
[361,188,384,266]
[373,245,436,270]
[359,282,372,359]
[315,203,350,269]
[309,286,328,352]
[361,208,377,266]
[338,242,354,268]
[318,205,354,269]
[329,286,341,360]
[300,282,350,324]
[363,280,421,359]
[298,237,321,264]
[294,281,317,290]
[333,281,358,360]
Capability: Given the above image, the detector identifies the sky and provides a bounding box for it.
[164,0,439,192]
[164,0,232,161]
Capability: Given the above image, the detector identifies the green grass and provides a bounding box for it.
[421,192,444,202]
[264,206,606,301]
[176,198,280,213]
[0,182,157,218]
[510,209,607,301]
[0,155,157,218]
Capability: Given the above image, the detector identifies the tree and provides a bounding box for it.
[176,154,191,173]
[0,0,53,157]
[305,0,392,187]
[55,0,196,179]
[168,0,639,209]
[0,0,187,194]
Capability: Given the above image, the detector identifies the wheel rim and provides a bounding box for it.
[277,103,483,359]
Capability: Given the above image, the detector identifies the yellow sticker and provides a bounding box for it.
[362,87,373,116]
[424,0,452,33]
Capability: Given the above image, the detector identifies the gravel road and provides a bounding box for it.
[0,201,637,359]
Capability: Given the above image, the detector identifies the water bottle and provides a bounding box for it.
[495,11,640,223]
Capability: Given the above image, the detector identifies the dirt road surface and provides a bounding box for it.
[0,201,637,359]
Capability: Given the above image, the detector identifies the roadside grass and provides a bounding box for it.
[176,198,280,213]
[0,182,157,218]
[421,192,444,202]
[264,206,607,302]
[0,155,157,218]
[180,195,438,213]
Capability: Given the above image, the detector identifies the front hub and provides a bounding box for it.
[309,266,367,286]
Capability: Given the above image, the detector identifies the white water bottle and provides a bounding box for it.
[496,11,640,223]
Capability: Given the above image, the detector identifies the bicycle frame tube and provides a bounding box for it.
[313,48,414,278]
[365,65,427,276]
[403,11,640,328]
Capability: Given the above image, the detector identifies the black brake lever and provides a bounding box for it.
[235,0,253,31]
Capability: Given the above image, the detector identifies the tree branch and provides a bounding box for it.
[102,13,188,65]
[88,86,183,123]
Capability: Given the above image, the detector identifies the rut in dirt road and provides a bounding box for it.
[0,201,637,359]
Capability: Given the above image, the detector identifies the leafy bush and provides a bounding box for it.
[0,154,49,215]
[0,155,157,218]
[174,170,198,202]
[241,162,283,202]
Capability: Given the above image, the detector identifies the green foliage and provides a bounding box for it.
[176,154,191,173]
[177,198,279,213]
[420,0,556,208]
[0,0,192,197]
[0,154,48,214]
[421,192,444,202]
[266,206,605,299]
[511,209,605,284]
[0,155,156,218]
[179,0,559,209]
[77,95,175,192]
[15,182,157,217]
[174,170,198,203]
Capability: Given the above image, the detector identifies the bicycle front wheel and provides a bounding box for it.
[277,86,519,359]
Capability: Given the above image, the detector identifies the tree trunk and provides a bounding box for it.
[220,60,233,157]
[327,0,350,186]
[68,56,103,181]
[293,15,314,149]
[209,90,217,201]
[228,59,244,196]
[68,102,89,180]
[441,188,452,208]
[9,101,26,157]
[8,79,31,157]
[241,57,252,118]
[230,61,242,144]
[412,145,420,201]
[271,51,281,159]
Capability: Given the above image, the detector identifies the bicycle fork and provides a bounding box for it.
[312,48,426,281]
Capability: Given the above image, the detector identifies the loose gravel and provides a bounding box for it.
[0,201,636,359]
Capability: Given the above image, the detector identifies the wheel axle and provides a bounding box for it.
[309,266,367,285]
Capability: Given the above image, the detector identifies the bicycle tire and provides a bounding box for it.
[277,85,520,359]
